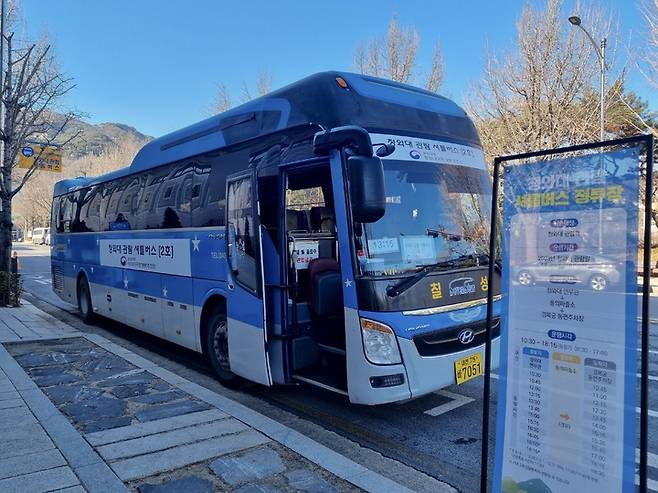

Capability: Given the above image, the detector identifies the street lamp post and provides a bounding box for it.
[569,15,607,255]
[568,15,606,141]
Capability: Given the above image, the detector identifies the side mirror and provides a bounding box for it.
[348,155,385,223]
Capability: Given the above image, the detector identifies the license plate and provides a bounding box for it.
[455,353,483,385]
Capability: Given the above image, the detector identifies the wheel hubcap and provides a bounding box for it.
[591,276,606,291]
[519,273,531,285]
[212,320,230,371]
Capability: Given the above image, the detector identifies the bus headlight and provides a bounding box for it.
[360,318,402,365]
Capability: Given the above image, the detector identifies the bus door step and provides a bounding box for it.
[292,367,348,395]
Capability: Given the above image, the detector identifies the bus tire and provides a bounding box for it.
[77,276,96,324]
[206,309,241,388]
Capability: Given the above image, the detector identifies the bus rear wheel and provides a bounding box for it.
[77,277,96,324]
[206,309,241,388]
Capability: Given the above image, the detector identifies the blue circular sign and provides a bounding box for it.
[409,150,421,159]
[21,146,34,157]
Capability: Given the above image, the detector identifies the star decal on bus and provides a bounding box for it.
[192,235,200,252]
[344,278,352,288]
[123,278,129,289]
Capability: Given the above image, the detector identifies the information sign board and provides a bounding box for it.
[18,144,62,172]
[99,238,192,277]
[494,147,640,493]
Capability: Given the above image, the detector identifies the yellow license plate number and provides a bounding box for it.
[454,353,483,385]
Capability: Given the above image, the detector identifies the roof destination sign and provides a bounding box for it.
[369,133,487,169]
[493,147,641,493]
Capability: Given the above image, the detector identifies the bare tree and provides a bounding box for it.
[213,82,232,114]
[0,15,82,270]
[212,69,273,114]
[425,42,445,93]
[465,0,618,162]
[624,0,658,139]
[13,170,57,235]
[353,15,444,92]
[641,0,658,89]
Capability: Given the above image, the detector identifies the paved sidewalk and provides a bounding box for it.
[0,301,444,493]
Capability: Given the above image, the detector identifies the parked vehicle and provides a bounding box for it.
[514,254,623,291]
[51,72,501,405]
[32,227,49,245]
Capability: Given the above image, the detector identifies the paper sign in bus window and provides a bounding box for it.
[401,236,435,263]
[293,240,319,270]
[367,237,399,255]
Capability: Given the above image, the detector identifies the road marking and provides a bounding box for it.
[636,449,658,469]
[635,474,658,492]
[640,407,658,418]
[34,279,51,285]
[635,454,658,493]
[424,390,475,417]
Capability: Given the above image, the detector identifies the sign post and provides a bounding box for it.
[482,135,653,493]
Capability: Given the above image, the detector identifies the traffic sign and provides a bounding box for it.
[18,144,62,172]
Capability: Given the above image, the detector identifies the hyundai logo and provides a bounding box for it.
[458,329,475,345]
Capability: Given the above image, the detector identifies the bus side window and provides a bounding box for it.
[60,195,71,233]
[141,169,168,229]
[85,189,101,232]
[193,155,225,227]
[103,180,125,231]
[51,197,61,233]
[72,189,90,232]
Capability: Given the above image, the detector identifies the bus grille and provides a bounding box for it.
[51,266,64,292]
[412,318,501,357]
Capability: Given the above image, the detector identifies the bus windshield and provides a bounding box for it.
[357,159,492,277]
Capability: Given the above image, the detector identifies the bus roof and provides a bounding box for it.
[54,71,480,196]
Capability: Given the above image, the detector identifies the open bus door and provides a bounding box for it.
[225,170,272,386]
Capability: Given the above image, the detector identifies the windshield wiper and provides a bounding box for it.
[426,228,464,241]
[386,253,490,298]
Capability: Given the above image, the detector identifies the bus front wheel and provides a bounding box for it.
[77,277,96,324]
[206,310,240,388]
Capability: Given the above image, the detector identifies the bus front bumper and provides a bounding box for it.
[397,336,501,399]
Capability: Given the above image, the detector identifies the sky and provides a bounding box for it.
[20,0,657,138]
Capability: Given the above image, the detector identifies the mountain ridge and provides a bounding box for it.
[48,113,153,160]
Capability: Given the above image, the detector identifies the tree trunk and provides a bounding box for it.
[0,195,11,271]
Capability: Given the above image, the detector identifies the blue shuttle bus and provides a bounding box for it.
[51,72,501,405]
